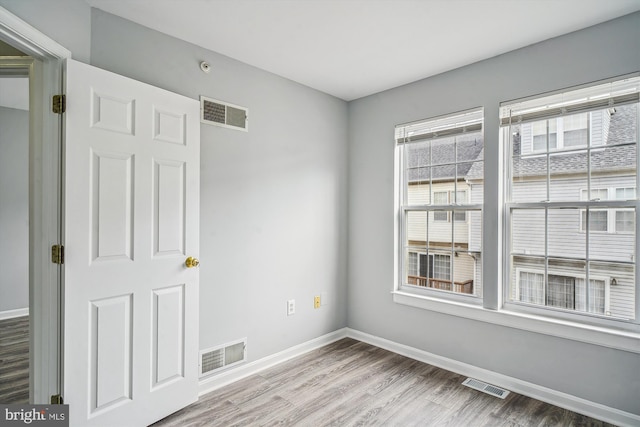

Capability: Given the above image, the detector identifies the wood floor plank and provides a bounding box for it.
[0,316,29,404]
[154,338,616,426]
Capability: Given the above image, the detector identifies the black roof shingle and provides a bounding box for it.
[509,103,637,179]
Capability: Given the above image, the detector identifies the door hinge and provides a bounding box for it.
[52,94,66,114]
[50,394,64,404]
[51,244,64,264]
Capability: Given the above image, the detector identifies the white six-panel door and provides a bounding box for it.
[64,59,200,426]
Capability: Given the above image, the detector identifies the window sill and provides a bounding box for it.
[392,290,640,354]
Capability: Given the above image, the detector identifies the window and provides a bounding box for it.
[503,76,638,322]
[394,75,640,350]
[396,108,483,298]
[432,254,451,280]
[453,190,467,222]
[406,252,452,284]
[616,187,636,233]
[432,190,467,222]
[531,113,589,152]
[580,188,608,232]
[433,191,448,221]
[517,271,607,315]
[579,187,636,233]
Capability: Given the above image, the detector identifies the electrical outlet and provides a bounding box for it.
[287,299,295,316]
[314,295,321,309]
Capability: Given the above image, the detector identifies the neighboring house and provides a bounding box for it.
[505,104,636,320]
[405,133,483,295]
[406,104,636,320]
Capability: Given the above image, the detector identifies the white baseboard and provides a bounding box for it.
[198,328,348,396]
[346,328,640,427]
[0,307,29,320]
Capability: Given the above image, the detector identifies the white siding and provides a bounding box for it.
[406,211,427,245]
[590,110,605,146]
[509,174,636,319]
[474,254,483,297]
[521,123,533,155]
[452,253,474,284]
[468,183,482,253]
[407,181,470,245]
[602,108,612,143]
[511,175,635,262]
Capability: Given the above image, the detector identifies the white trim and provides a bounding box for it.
[198,329,347,396]
[0,307,29,320]
[346,328,640,427]
[392,291,640,353]
[0,6,71,59]
[0,6,67,404]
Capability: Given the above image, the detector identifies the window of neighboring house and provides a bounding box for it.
[406,252,452,287]
[407,251,418,277]
[433,191,448,221]
[580,188,608,232]
[453,190,467,222]
[431,253,451,280]
[579,187,636,233]
[433,190,467,222]
[396,107,483,298]
[517,270,607,315]
[531,113,588,152]
[616,187,636,233]
[502,75,638,323]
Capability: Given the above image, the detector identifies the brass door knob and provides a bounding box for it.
[185,256,200,268]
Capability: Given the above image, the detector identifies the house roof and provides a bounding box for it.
[441,103,637,183]
[407,133,483,182]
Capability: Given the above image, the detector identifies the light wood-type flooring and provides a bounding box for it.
[0,315,29,404]
[153,338,614,427]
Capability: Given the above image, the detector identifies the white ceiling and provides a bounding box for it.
[88,0,640,101]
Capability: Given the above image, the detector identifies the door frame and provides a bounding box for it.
[0,6,70,404]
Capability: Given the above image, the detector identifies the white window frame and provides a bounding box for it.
[395,107,483,302]
[502,76,639,329]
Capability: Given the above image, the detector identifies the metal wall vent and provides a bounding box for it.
[199,338,247,377]
[200,96,248,131]
[462,378,510,399]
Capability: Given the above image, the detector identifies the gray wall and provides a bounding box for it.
[90,10,349,360]
[0,0,91,62]
[348,12,640,416]
[0,106,29,312]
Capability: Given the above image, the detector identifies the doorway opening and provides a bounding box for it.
[0,42,31,404]
[0,7,70,404]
